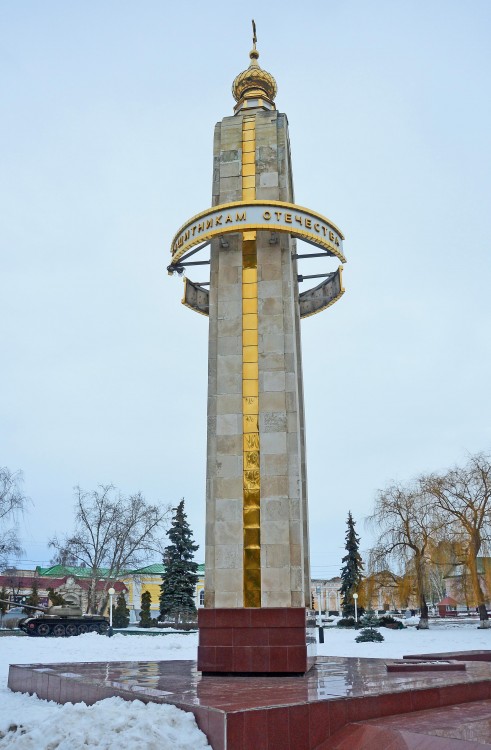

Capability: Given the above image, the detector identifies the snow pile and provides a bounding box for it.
[403,615,421,626]
[0,696,210,750]
[0,632,204,750]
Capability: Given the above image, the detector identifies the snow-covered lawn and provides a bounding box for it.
[0,632,207,749]
[317,619,491,659]
[1,623,490,748]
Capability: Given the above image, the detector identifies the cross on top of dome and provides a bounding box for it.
[232,20,278,114]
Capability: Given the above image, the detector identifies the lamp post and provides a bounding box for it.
[353,592,359,627]
[316,585,324,644]
[107,587,115,637]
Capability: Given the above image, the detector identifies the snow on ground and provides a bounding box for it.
[0,632,208,749]
[317,619,491,659]
[1,623,491,748]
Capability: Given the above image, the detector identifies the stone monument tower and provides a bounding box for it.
[168,24,346,674]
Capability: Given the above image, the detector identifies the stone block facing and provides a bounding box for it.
[205,110,311,610]
[197,607,316,674]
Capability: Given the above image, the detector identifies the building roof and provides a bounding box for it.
[438,596,458,606]
[0,575,66,589]
[34,562,205,578]
[36,565,115,578]
[0,575,126,593]
[128,564,166,575]
[311,576,341,584]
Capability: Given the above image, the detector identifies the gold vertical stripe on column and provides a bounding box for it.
[241,115,261,608]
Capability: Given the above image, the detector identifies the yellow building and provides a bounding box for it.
[123,563,205,622]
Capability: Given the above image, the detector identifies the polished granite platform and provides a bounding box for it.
[325,698,491,748]
[9,656,491,749]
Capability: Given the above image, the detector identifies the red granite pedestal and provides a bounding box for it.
[9,655,491,749]
[197,607,317,674]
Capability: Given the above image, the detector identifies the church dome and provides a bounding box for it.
[232,48,278,105]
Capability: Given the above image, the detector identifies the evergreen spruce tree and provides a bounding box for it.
[139,591,153,628]
[159,499,199,624]
[355,610,384,643]
[23,578,40,614]
[0,587,8,614]
[339,511,364,617]
[112,592,130,628]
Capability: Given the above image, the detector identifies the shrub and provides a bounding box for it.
[337,617,356,628]
[139,591,153,628]
[355,610,385,643]
[112,592,130,629]
[355,628,385,642]
[378,615,404,629]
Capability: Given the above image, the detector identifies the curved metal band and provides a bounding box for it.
[182,267,345,319]
[298,266,345,318]
[170,201,346,265]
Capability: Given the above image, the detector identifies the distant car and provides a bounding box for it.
[1,607,27,628]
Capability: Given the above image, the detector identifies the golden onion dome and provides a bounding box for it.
[232,49,278,104]
[232,23,277,113]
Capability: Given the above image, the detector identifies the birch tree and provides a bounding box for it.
[0,467,29,569]
[50,485,171,613]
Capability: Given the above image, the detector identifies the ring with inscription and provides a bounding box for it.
[169,200,346,266]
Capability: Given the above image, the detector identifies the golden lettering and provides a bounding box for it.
[244,451,259,469]
[170,205,344,268]
[244,470,260,488]
[245,434,260,450]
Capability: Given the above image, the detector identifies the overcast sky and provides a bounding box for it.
[1,1,490,580]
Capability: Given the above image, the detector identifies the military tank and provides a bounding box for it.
[0,598,109,637]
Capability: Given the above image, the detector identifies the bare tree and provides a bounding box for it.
[3,568,23,604]
[422,453,491,628]
[366,481,442,629]
[49,547,80,567]
[0,467,29,569]
[50,485,171,613]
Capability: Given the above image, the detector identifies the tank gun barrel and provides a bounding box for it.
[0,598,49,613]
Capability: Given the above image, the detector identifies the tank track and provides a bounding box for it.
[19,616,109,637]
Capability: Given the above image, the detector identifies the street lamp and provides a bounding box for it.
[107,587,115,637]
[316,585,324,644]
[353,593,359,625]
